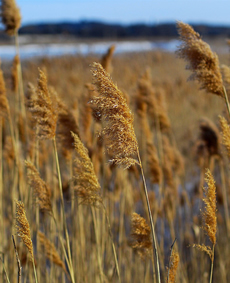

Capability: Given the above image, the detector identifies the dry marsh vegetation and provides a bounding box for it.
[1,5,230,282]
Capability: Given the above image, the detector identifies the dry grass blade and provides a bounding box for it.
[90,62,138,169]
[176,21,224,97]
[0,0,21,36]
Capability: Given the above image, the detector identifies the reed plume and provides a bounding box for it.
[57,99,79,159]
[11,54,19,92]
[38,231,67,273]
[131,212,152,259]
[101,45,115,73]
[15,200,34,259]
[91,62,161,283]
[25,160,52,213]
[90,62,138,169]
[176,21,224,97]
[72,131,102,206]
[3,135,14,167]
[195,118,221,162]
[147,141,162,184]
[0,63,10,118]
[203,169,217,245]
[221,64,230,93]
[193,169,217,283]
[28,69,58,140]
[15,201,38,283]
[167,250,179,283]
[0,0,21,36]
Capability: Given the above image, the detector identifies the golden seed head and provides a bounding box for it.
[176,21,224,97]
[28,69,58,140]
[15,200,34,260]
[25,160,52,213]
[90,62,138,169]
[202,169,217,245]
[167,250,179,283]
[130,212,152,259]
[72,132,102,207]
[219,115,230,158]
[1,0,21,36]
[38,231,67,273]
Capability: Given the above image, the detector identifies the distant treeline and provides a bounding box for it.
[17,21,230,38]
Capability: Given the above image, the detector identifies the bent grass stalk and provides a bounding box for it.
[52,137,75,283]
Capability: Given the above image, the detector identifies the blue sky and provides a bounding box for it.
[17,0,230,26]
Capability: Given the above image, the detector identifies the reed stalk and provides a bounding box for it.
[137,149,161,283]
[52,137,75,283]
[209,245,215,283]
[91,207,104,283]
[0,254,10,283]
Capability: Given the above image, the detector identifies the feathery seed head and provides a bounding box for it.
[1,0,21,36]
[202,169,217,245]
[72,132,102,207]
[219,115,230,158]
[0,64,10,118]
[167,250,179,283]
[90,62,138,169]
[25,160,52,213]
[101,44,115,73]
[176,21,224,97]
[11,54,19,92]
[15,200,34,260]
[57,98,79,159]
[28,69,58,140]
[38,231,67,273]
[131,212,152,259]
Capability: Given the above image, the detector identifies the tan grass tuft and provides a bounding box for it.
[1,0,21,36]
[131,212,152,259]
[38,231,67,273]
[90,62,138,169]
[25,160,52,213]
[15,200,34,260]
[176,21,224,97]
[72,132,102,206]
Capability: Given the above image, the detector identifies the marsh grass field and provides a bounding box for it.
[1,1,230,283]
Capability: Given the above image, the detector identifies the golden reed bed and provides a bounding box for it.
[1,1,230,283]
